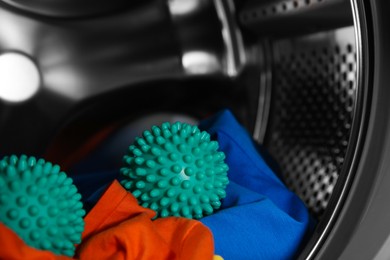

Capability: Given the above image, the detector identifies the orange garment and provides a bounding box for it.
[78,180,214,260]
[0,223,71,260]
[0,180,215,260]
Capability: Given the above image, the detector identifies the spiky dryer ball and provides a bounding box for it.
[120,122,229,219]
[0,155,85,257]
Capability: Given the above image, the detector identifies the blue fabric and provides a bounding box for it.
[68,109,314,260]
[199,110,313,260]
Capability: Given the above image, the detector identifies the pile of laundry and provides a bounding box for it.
[0,110,314,260]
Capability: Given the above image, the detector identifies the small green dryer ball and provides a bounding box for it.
[120,121,229,219]
[0,155,85,257]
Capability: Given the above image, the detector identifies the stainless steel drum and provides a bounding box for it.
[0,0,389,259]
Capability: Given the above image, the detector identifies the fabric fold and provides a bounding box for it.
[78,180,215,260]
[198,110,314,260]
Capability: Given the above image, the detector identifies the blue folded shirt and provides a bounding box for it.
[68,109,314,260]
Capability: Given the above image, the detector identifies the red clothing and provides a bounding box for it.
[0,180,215,260]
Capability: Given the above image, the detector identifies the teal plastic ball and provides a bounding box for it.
[120,122,229,219]
[0,155,85,256]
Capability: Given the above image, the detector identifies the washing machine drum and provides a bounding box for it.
[0,0,389,259]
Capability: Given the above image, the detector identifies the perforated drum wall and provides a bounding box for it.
[264,27,357,218]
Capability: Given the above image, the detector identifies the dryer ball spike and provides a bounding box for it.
[120,122,229,219]
[0,155,85,257]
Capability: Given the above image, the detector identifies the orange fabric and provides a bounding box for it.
[0,180,215,260]
[0,223,71,260]
[78,180,214,260]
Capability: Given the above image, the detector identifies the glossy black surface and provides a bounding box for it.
[0,0,250,155]
[0,0,135,17]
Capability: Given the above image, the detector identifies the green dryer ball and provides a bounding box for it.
[120,122,229,219]
[0,155,85,257]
